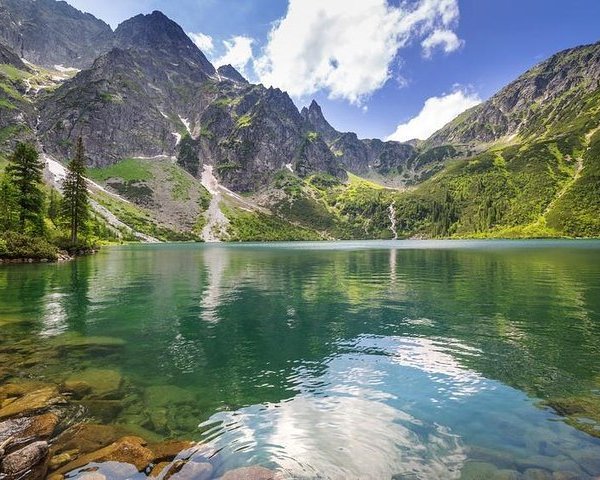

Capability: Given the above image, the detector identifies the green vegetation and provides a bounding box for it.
[61,137,90,245]
[0,142,115,261]
[88,158,153,182]
[223,204,323,241]
[236,114,253,128]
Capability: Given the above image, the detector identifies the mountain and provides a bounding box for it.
[301,100,420,183]
[0,1,598,241]
[36,11,345,192]
[428,42,600,147]
[0,0,113,68]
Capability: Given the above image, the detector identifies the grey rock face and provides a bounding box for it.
[217,64,248,83]
[114,10,215,75]
[0,0,113,68]
[428,41,600,146]
[302,100,417,176]
[0,41,29,70]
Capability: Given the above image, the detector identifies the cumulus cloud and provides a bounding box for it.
[386,89,481,142]
[254,0,462,104]
[421,29,463,57]
[214,36,254,74]
[188,32,214,53]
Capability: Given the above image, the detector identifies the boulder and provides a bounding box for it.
[65,369,123,397]
[148,440,195,463]
[56,436,154,475]
[0,441,49,480]
[0,387,63,419]
[51,424,126,456]
[0,413,59,450]
[221,466,281,480]
[61,380,92,399]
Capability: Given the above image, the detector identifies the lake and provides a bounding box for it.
[1,240,600,479]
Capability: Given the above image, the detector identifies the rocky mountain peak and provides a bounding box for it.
[302,100,338,143]
[0,0,113,67]
[114,10,215,74]
[217,64,248,83]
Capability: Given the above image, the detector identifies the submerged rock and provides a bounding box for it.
[171,461,213,480]
[143,385,197,408]
[221,466,281,480]
[0,440,49,480]
[66,369,123,398]
[0,387,63,420]
[56,435,154,474]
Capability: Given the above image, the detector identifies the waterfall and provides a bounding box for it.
[388,201,398,240]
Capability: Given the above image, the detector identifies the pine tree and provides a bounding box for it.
[6,143,45,232]
[48,189,61,226]
[0,172,19,231]
[61,137,89,245]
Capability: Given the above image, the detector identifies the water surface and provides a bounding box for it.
[1,240,600,478]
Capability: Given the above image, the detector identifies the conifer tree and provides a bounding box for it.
[48,189,61,226]
[62,137,89,245]
[6,143,45,232]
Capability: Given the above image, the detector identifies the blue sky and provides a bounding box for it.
[65,0,600,141]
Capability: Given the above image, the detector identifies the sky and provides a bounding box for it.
[64,0,600,142]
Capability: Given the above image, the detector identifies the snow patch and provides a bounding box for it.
[285,163,293,172]
[173,132,182,145]
[159,111,169,119]
[179,116,192,134]
[54,64,80,73]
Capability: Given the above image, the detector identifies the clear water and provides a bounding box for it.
[1,240,600,479]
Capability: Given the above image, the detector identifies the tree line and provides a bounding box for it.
[0,138,95,259]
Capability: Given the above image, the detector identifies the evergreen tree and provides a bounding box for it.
[61,137,89,245]
[6,143,45,232]
[0,172,19,231]
[48,188,61,226]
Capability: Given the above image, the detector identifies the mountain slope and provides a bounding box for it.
[301,100,419,183]
[0,0,113,68]
[428,42,600,147]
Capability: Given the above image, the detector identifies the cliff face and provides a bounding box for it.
[0,0,113,68]
[35,11,345,191]
[301,100,417,180]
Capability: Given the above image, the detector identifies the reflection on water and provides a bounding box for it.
[1,240,600,478]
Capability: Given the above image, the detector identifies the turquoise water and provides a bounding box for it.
[1,240,600,478]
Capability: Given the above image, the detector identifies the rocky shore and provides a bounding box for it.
[0,334,283,480]
[0,378,282,479]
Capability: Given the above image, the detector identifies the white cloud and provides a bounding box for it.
[386,89,481,142]
[255,0,462,104]
[214,36,254,74]
[188,32,214,54]
[422,29,463,57]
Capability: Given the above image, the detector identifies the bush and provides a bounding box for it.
[0,231,59,261]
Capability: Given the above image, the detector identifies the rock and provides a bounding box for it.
[62,381,92,399]
[0,441,49,480]
[56,436,154,475]
[51,334,127,349]
[52,424,126,456]
[0,412,60,451]
[47,474,64,480]
[48,449,79,470]
[171,461,213,480]
[80,399,123,422]
[552,472,579,480]
[143,385,196,408]
[495,470,523,480]
[150,461,171,477]
[0,387,63,419]
[460,461,501,480]
[523,469,553,480]
[148,440,195,463]
[221,466,281,480]
[66,369,123,397]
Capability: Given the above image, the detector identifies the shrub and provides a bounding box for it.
[0,231,59,260]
